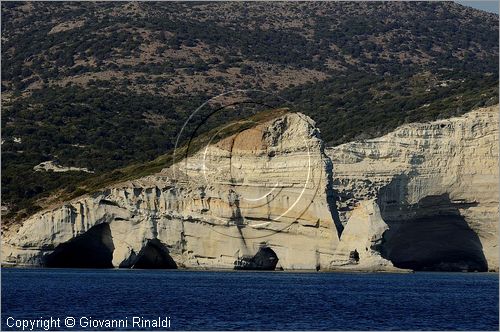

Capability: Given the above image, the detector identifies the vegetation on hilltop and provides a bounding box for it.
[1,1,498,222]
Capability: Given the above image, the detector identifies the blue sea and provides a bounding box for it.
[1,269,498,330]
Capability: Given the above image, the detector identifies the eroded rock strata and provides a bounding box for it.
[328,105,499,271]
[3,113,340,270]
[2,106,498,271]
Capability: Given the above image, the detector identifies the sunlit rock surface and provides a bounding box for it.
[2,113,340,270]
[3,106,498,272]
[328,105,499,271]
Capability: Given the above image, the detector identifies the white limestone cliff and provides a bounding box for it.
[328,105,499,271]
[2,106,498,272]
[2,113,340,270]
[330,200,400,271]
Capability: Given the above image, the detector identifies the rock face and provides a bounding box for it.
[2,113,340,270]
[328,105,499,271]
[2,106,498,272]
[330,200,399,271]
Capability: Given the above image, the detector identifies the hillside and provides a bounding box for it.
[1,1,498,222]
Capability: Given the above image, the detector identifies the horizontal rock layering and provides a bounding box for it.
[3,106,498,271]
[3,113,340,270]
[328,105,499,271]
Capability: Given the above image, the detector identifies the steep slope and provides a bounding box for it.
[328,105,499,271]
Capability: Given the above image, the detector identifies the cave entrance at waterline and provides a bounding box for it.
[234,247,279,270]
[378,194,488,272]
[44,223,114,268]
[131,239,177,269]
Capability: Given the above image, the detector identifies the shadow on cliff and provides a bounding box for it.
[132,239,177,269]
[325,157,344,238]
[376,177,487,272]
[44,223,115,268]
[234,246,279,270]
[44,224,178,269]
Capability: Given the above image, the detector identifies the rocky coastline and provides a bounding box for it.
[2,106,498,272]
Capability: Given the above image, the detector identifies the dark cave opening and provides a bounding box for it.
[44,223,114,268]
[381,215,488,272]
[349,249,360,263]
[375,184,488,272]
[378,204,489,272]
[132,239,177,269]
[234,247,279,270]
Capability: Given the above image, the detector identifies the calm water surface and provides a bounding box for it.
[2,269,498,330]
